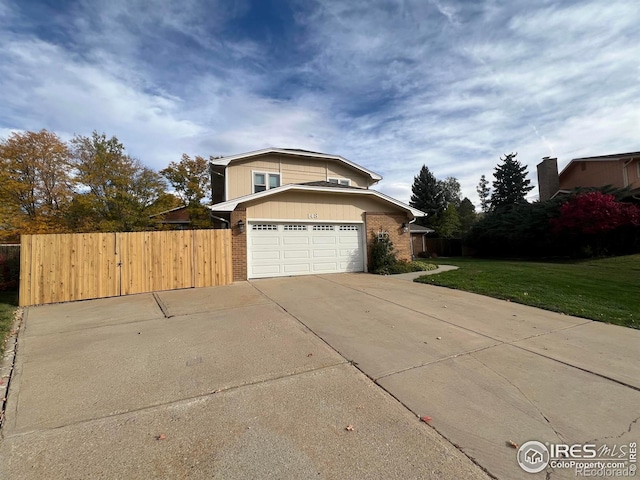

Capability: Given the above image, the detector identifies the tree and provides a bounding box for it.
[0,129,74,237]
[490,153,533,210]
[476,175,490,213]
[438,177,461,208]
[410,165,445,224]
[456,197,477,236]
[69,132,167,232]
[433,203,462,238]
[160,154,211,206]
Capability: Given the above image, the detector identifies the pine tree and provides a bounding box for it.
[490,153,533,210]
[410,165,445,223]
[456,197,477,235]
[476,175,490,213]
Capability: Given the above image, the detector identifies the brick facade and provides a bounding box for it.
[364,212,412,264]
[230,209,247,281]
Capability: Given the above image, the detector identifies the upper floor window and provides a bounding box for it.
[328,178,350,186]
[254,172,280,193]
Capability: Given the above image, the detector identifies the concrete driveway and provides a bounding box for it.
[2,274,639,479]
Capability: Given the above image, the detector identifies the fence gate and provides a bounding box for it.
[19,230,232,306]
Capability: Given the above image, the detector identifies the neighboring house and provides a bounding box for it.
[409,223,435,257]
[537,152,640,201]
[149,206,191,229]
[208,148,426,280]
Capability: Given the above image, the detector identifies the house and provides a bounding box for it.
[149,206,191,229]
[208,148,426,280]
[409,223,435,257]
[537,152,640,201]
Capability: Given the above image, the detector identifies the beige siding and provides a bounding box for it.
[226,154,371,199]
[560,160,625,190]
[246,191,404,221]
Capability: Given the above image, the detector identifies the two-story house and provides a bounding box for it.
[208,148,426,280]
[537,152,640,201]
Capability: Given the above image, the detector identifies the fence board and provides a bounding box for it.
[19,230,231,306]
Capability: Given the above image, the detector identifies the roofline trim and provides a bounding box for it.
[207,184,426,218]
[209,148,383,181]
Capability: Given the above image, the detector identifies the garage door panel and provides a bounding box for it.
[284,250,310,259]
[252,265,282,275]
[313,262,339,271]
[248,222,364,279]
[313,249,338,258]
[252,251,281,260]
[283,237,310,245]
[252,237,280,246]
[312,237,337,245]
[284,264,311,273]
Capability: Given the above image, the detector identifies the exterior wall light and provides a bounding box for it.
[402,223,409,233]
[238,219,245,233]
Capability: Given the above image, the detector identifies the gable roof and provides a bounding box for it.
[560,151,640,177]
[208,183,427,219]
[209,148,383,183]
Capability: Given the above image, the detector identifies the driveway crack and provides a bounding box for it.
[469,352,568,444]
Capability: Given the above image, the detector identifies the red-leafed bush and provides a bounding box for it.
[551,192,640,234]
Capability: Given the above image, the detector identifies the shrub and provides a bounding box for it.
[386,260,438,274]
[370,234,397,274]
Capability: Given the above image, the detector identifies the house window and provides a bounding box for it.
[252,224,278,231]
[283,224,307,231]
[327,178,350,186]
[253,172,280,193]
[313,225,334,231]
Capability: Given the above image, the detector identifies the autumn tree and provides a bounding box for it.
[490,153,533,210]
[160,154,213,228]
[160,154,211,205]
[476,175,490,213]
[0,129,74,238]
[68,132,167,232]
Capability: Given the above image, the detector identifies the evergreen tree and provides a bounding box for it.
[476,175,490,213]
[490,153,533,210]
[410,165,445,224]
[456,197,477,235]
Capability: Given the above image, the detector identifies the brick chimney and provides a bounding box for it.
[537,157,559,202]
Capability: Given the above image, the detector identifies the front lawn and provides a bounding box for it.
[415,255,640,328]
[0,290,18,355]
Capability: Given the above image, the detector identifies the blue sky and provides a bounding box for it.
[1,0,638,205]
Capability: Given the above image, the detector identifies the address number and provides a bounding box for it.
[307,213,318,219]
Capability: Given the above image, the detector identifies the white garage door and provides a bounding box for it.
[248,222,365,279]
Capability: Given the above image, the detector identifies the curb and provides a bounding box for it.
[0,307,23,429]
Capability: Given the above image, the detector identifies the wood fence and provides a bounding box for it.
[19,230,232,306]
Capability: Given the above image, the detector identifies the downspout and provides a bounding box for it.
[210,213,230,228]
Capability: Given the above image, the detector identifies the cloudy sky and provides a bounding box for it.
[1,0,638,205]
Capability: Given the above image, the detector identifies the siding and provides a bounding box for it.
[226,154,371,199]
[560,160,625,190]
[245,191,404,221]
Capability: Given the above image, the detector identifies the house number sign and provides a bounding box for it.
[307,213,318,219]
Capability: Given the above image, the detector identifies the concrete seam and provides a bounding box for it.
[0,307,25,437]
[511,343,640,392]
[4,361,347,440]
[249,279,498,480]
[152,292,172,318]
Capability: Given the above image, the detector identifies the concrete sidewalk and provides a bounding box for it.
[0,283,489,480]
[253,273,640,480]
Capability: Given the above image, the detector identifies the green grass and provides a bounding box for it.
[414,255,640,329]
[0,290,18,355]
